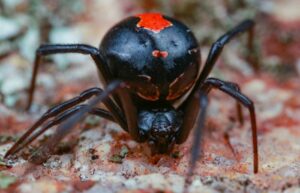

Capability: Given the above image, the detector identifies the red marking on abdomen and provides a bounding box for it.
[136,13,172,33]
[152,50,168,58]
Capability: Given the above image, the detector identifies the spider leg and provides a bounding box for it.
[7,105,114,157]
[195,19,255,89]
[115,86,139,141]
[180,20,255,142]
[27,80,130,164]
[205,81,244,124]
[178,81,243,144]
[5,87,126,158]
[202,77,258,173]
[236,98,244,125]
[27,44,113,110]
[90,107,115,122]
[184,91,208,186]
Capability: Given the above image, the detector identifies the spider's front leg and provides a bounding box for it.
[10,105,113,160]
[4,86,126,159]
[180,90,208,185]
[19,80,139,164]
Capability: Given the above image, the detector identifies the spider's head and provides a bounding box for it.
[138,107,183,154]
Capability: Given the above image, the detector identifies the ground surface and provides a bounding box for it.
[0,0,300,193]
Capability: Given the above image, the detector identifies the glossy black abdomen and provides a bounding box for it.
[100,13,200,102]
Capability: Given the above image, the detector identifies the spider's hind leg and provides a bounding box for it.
[27,44,112,110]
[202,77,258,173]
[205,80,244,125]
[196,19,256,88]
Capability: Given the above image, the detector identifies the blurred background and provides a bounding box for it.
[0,0,299,109]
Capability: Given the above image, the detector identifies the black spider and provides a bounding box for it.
[5,13,258,178]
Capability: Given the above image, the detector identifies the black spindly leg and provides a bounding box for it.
[27,44,112,110]
[5,87,125,158]
[28,80,127,164]
[236,100,244,125]
[195,20,255,89]
[115,87,140,142]
[188,92,208,183]
[202,77,258,173]
[178,89,208,188]
[177,82,242,143]
[8,105,114,157]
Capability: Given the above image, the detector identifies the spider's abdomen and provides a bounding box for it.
[100,13,200,102]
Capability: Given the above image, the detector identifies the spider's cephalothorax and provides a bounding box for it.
[5,13,259,179]
[137,106,183,154]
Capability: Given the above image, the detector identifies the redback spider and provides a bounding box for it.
[5,13,258,178]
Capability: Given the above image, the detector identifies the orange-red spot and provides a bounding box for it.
[136,13,172,33]
[152,50,168,58]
